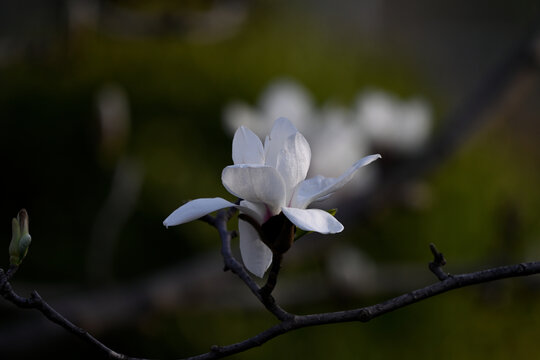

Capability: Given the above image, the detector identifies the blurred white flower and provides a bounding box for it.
[355,90,432,154]
[258,80,313,131]
[223,79,314,137]
[309,104,372,186]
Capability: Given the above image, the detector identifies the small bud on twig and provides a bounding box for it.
[9,209,32,266]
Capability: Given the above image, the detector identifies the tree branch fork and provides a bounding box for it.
[2,208,540,359]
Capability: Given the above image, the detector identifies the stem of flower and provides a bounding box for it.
[260,253,283,298]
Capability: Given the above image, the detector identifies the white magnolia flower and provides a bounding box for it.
[164,117,380,277]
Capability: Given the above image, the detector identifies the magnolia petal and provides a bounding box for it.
[163,197,235,227]
[239,218,273,278]
[282,207,344,234]
[276,132,311,204]
[240,199,269,224]
[291,154,381,209]
[232,126,265,165]
[264,117,298,169]
[222,164,286,214]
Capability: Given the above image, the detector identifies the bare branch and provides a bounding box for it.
[0,268,139,360]
[2,234,540,360]
[183,258,540,360]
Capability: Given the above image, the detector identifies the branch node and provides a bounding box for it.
[258,289,275,304]
[429,243,449,281]
[29,290,42,306]
[357,308,372,322]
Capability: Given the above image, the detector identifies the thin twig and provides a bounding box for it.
[210,210,293,321]
[5,265,18,281]
[428,243,449,281]
[0,268,139,360]
[260,253,283,298]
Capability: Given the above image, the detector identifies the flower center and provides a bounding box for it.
[261,213,296,255]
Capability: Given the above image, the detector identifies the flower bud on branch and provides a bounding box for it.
[9,209,31,266]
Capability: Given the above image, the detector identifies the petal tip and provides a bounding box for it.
[273,117,297,132]
[250,267,265,278]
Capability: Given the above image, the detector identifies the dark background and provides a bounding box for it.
[1,1,540,359]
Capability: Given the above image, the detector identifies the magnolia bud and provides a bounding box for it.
[260,213,295,255]
[9,209,32,266]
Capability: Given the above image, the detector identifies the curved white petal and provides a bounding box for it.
[264,117,298,169]
[291,154,381,209]
[232,126,265,165]
[239,218,273,278]
[221,164,286,214]
[163,197,235,227]
[239,200,268,223]
[282,207,344,234]
[276,132,311,204]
